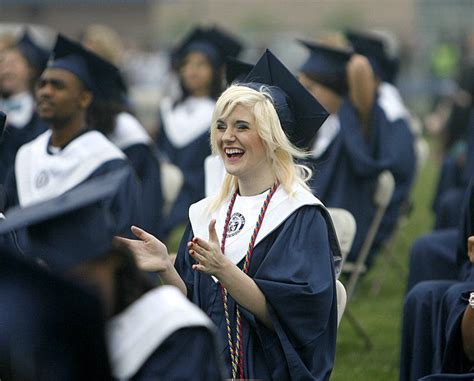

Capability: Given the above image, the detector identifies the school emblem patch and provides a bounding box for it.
[227,212,245,237]
[35,171,49,189]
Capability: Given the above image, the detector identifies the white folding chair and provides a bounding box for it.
[342,170,395,301]
[326,208,356,327]
[160,161,184,215]
[340,170,395,349]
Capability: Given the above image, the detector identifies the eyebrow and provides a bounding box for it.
[235,120,249,124]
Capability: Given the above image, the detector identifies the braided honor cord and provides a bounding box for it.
[219,183,278,379]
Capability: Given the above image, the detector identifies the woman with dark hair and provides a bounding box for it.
[0,31,49,184]
[155,26,242,238]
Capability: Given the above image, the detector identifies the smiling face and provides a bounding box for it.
[215,104,272,183]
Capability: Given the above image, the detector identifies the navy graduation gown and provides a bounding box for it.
[175,205,337,381]
[129,327,222,381]
[0,114,47,184]
[122,144,163,239]
[311,100,414,262]
[156,112,211,236]
[0,252,112,380]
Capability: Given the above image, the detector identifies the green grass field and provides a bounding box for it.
[331,139,439,381]
[167,139,439,380]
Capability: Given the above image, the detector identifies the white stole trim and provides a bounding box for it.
[15,130,125,207]
[204,154,226,197]
[189,185,324,269]
[378,82,410,123]
[160,96,215,148]
[107,286,215,380]
[311,114,341,159]
[0,92,35,128]
[107,112,152,150]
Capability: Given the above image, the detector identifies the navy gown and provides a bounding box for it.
[175,203,338,381]
[156,99,213,236]
[0,113,48,185]
[310,97,415,266]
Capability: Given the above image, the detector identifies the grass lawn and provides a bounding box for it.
[331,139,439,381]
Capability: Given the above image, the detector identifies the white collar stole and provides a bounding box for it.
[107,286,215,380]
[189,185,324,268]
[15,130,125,207]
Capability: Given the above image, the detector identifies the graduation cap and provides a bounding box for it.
[0,168,130,272]
[298,39,352,96]
[48,34,126,100]
[225,56,253,85]
[172,25,242,69]
[345,30,395,82]
[241,49,329,150]
[16,30,50,75]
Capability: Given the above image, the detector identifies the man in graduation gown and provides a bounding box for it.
[2,34,141,249]
[0,169,223,381]
[0,31,49,184]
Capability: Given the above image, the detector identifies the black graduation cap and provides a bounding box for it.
[48,34,126,100]
[298,39,353,96]
[171,25,242,69]
[345,30,395,82]
[225,56,253,85]
[0,168,130,272]
[0,252,112,380]
[241,49,329,150]
[16,30,50,75]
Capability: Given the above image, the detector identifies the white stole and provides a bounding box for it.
[378,82,410,123]
[107,112,152,150]
[311,114,341,159]
[107,286,216,380]
[189,184,324,270]
[160,96,215,148]
[0,92,35,128]
[15,130,125,207]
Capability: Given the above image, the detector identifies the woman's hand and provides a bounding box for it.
[115,226,171,272]
[188,219,231,277]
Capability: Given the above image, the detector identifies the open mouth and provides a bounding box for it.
[225,148,245,160]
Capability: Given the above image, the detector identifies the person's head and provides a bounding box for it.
[178,49,222,99]
[297,40,352,114]
[209,85,311,208]
[172,26,242,102]
[68,242,154,319]
[35,67,93,127]
[0,47,33,96]
[81,24,124,65]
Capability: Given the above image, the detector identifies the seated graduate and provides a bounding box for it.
[2,34,141,243]
[0,169,223,381]
[297,38,411,267]
[400,180,474,381]
[120,50,341,381]
[83,45,164,239]
[344,30,417,260]
[0,30,49,184]
[155,25,242,238]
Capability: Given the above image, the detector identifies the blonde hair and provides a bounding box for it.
[209,85,312,211]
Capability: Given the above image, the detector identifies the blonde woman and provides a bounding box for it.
[120,51,340,381]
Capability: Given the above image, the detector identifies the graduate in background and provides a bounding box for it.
[400,180,474,381]
[298,38,414,267]
[0,31,49,184]
[3,34,141,249]
[0,169,223,381]
[121,51,341,380]
[83,42,164,239]
[155,25,242,238]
